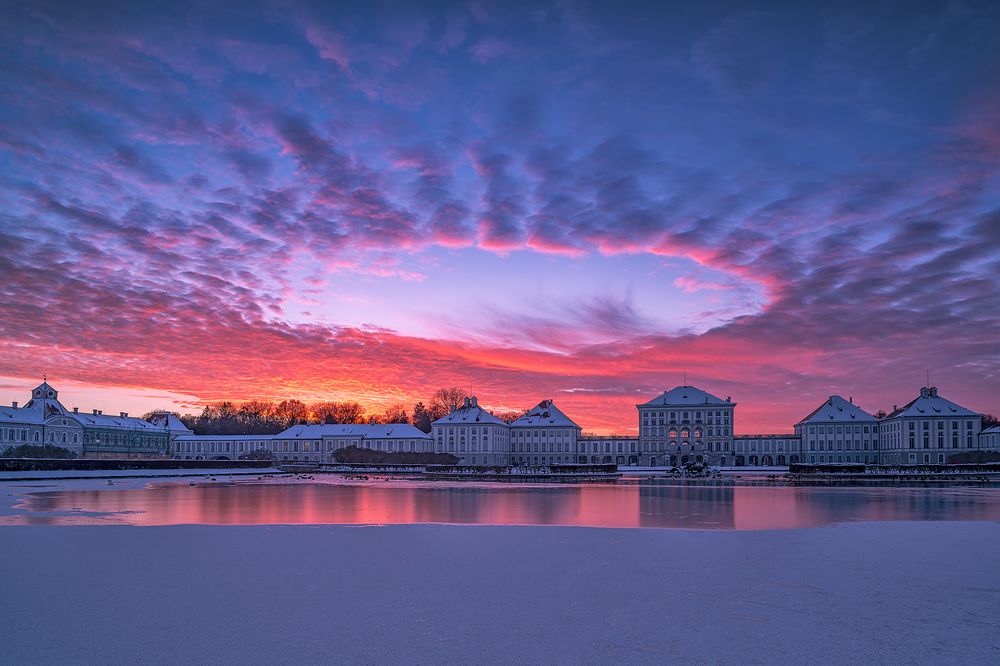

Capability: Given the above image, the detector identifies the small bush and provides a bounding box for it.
[333,445,458,465]
[238,448,275,461]
[1,444,77,459]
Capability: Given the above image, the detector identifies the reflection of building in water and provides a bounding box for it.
[19,479,1000,529]
[637,481,736,529]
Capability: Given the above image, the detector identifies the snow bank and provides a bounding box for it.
[1,522,998,664]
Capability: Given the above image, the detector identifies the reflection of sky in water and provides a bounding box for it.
[5,478,1000,530]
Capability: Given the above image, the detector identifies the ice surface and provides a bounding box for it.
[1,521,998,664]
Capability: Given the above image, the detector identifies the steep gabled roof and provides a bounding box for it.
[148,413,194,435]
[886,387,978,419]
[796,395,877,426]
[638,386,733,407]
[511,400,580,428]
[432,396,508,427]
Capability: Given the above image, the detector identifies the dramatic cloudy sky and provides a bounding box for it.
[1,0,998,432]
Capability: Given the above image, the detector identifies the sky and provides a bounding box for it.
[1,0,999,433]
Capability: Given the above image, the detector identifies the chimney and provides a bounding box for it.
[93,409,99,415]
[449,402,457,413]
[73,407,78,413]
[471,397,478,408]
[463,397,470,408]
[11,401,17,409]
[930,387,937,398]
[849,396,853,404]
[120,412,128,418]
[920,387,929,398]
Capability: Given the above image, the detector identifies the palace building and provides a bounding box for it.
[3,380,995,467]
[795,395,879,465]
[637,386,735,467]
[510,399,581,466]
[878,386,981,465]
[0,382,169,457]
[431,396,511,466]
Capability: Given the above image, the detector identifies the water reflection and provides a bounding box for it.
[8,477,1000,530]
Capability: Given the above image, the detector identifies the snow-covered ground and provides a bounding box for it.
[2,521,998,664]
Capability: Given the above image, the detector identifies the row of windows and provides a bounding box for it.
[807,425,873,434]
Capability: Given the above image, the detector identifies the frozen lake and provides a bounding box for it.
[2,477,999,663]
[4,475,1000,529]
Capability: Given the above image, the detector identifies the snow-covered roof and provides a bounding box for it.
[0,405,45,424]
[511,400,580,429]
[982,425,1000,434]
[431,396,508,427]
[0,403,164,432]
[72,411,167,431]
[148,413,194,435]
[638,386,733,407]
[174,434,276,441]
[797,395,876,425]
[276,423,431,439]
[885,387,978,419]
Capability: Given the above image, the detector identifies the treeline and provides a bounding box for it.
[144,387,529,436]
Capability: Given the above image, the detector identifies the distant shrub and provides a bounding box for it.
[239,448,275,461]
[333,445,458,465]
[2,444,77,459]
[948,451,1000,464]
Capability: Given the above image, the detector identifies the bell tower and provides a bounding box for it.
[24,378,68,417]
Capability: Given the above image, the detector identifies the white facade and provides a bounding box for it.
[431,396,510,465]
[175,424,433,462]
[0,382,169,457]
[172,435,277,460]
[578,436,640,465]
[980,426,1000,452]
[637,386,735,466]
[878,387,981,465]
[795,395,879,464]
[510,400,581,466]
[731,435,801,466]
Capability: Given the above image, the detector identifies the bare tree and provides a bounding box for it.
[429,387,469,420]
[378,403,410,424]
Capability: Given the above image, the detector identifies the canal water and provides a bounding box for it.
[5,476,1000,529]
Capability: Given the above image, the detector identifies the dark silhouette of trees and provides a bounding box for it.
[377,403,409,424]
[495,409,528,424]
[2,444,77,459]
[429,387,469,420]
[411,402,432,432]
[170,388,490,435]
[982,413,999,429]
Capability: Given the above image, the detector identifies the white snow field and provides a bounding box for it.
[2,521,998,664]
